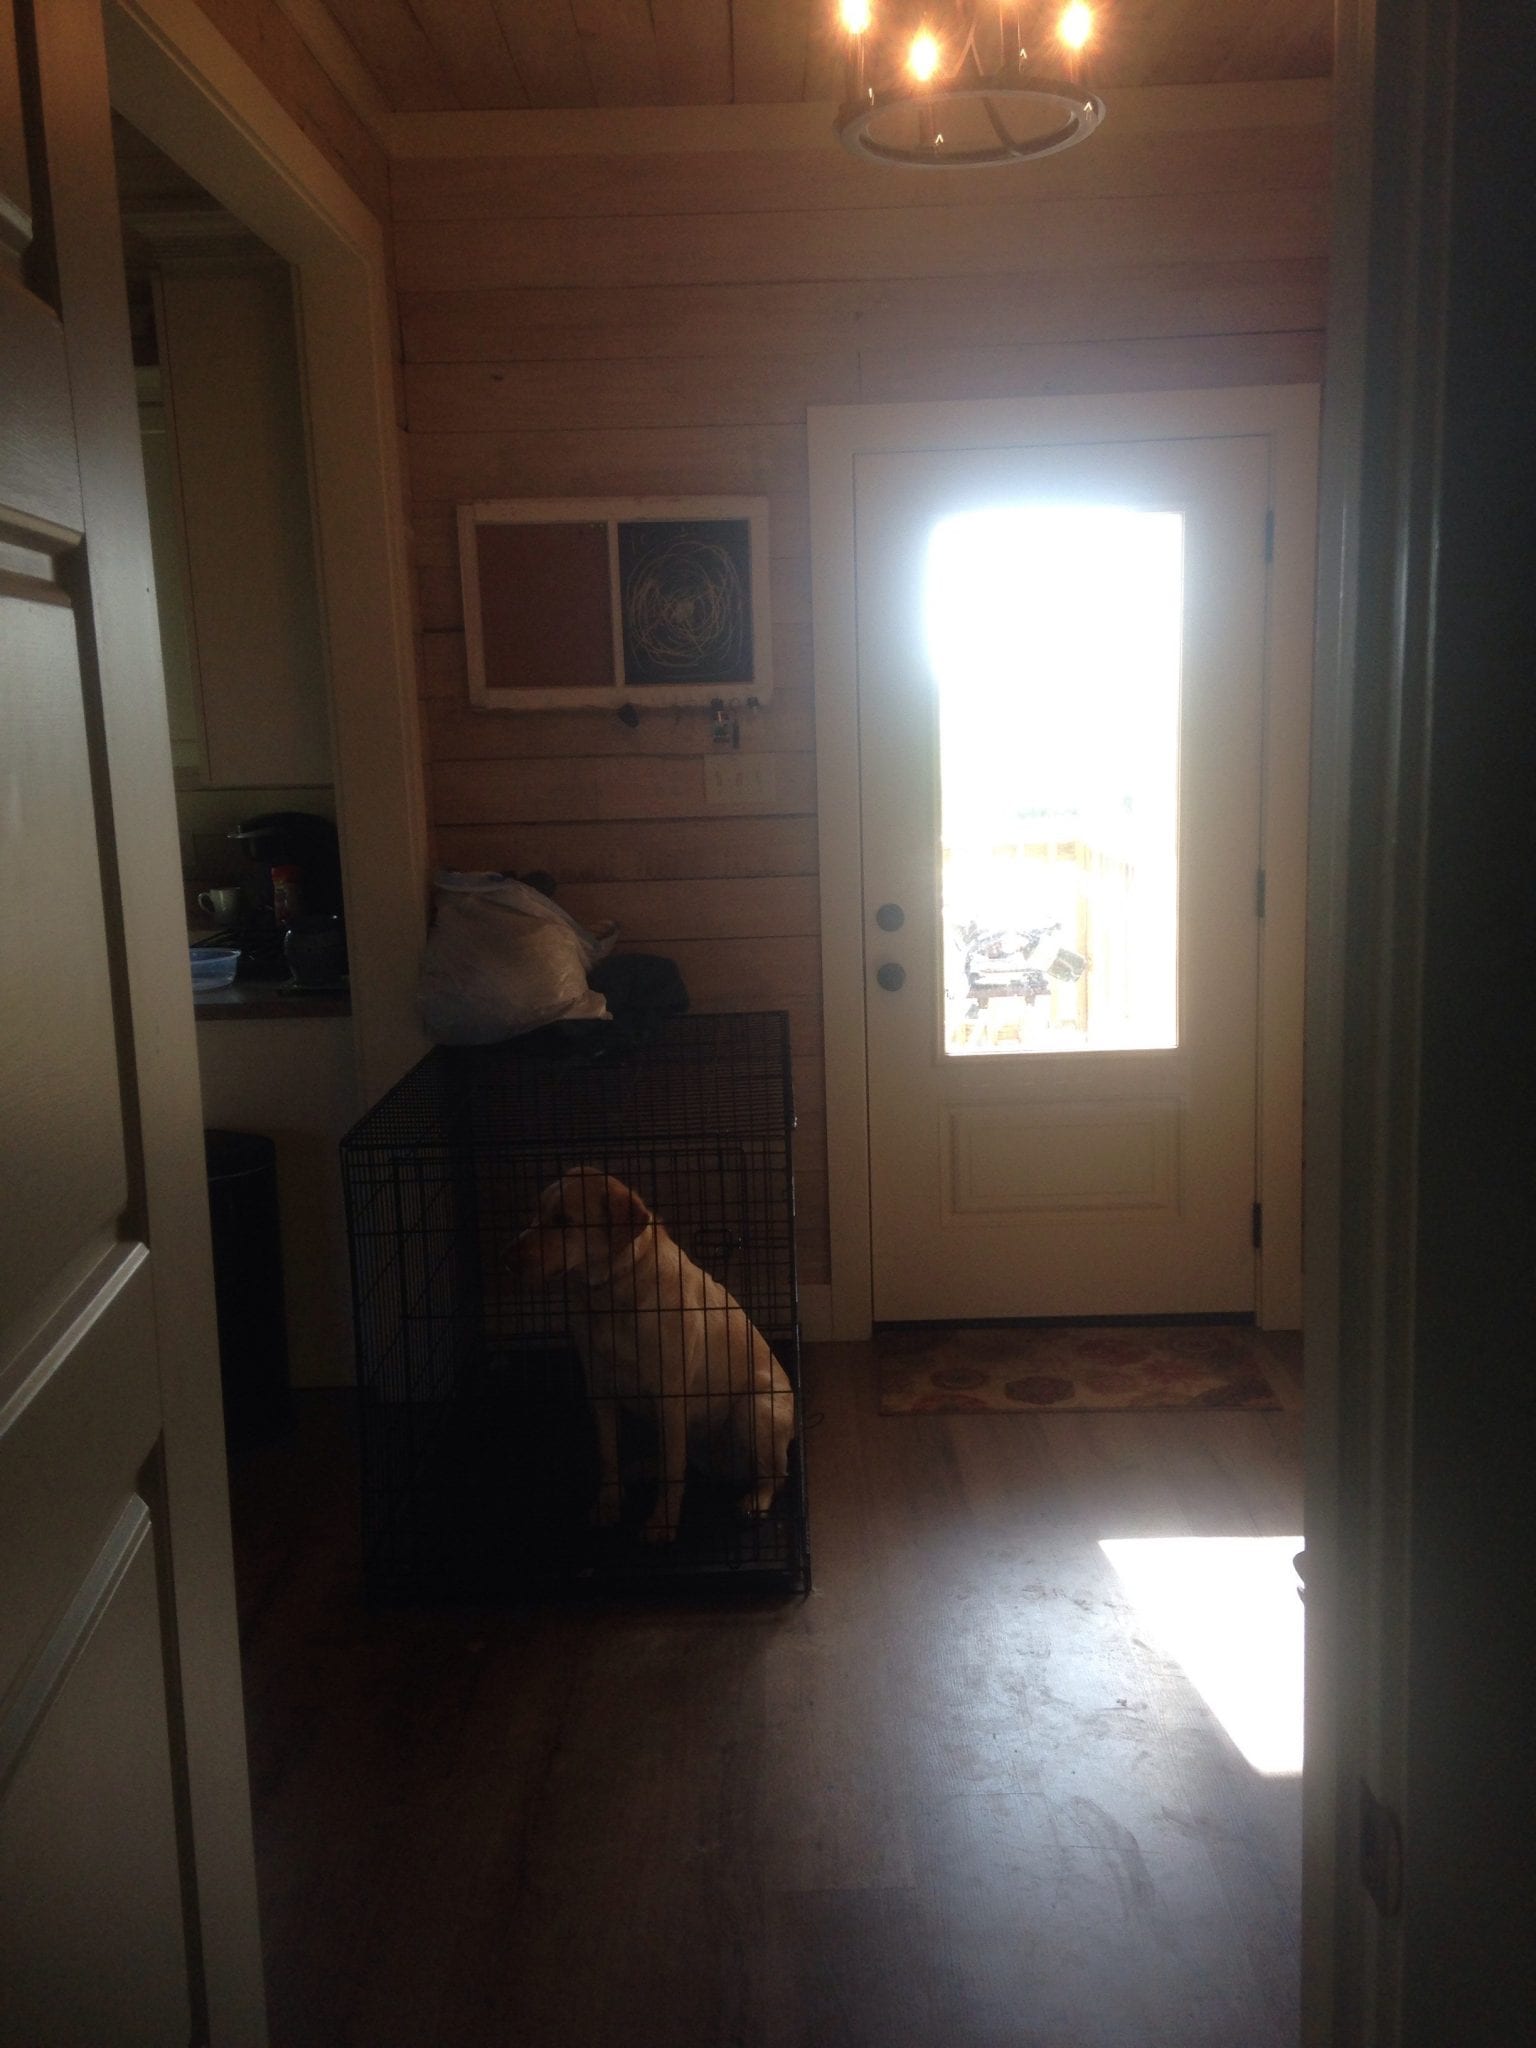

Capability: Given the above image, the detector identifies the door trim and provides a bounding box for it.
[105,0,429,1107]
[809,387,1319,1339]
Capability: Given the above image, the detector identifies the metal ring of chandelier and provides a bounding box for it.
[836,74,1105,166]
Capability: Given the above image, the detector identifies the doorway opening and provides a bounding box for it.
[846,424,1294,1325]
[111,109,357,1414]
[102,0,429,1415]
[104,0,427,1110]
[811,388,1315,1337]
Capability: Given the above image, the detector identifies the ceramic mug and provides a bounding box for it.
[198,886,243,921]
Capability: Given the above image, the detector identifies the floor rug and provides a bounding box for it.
[877,1323,1282,1414]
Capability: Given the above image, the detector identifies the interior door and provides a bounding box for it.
[0,1,263,2040]
[858,434,1271,1320]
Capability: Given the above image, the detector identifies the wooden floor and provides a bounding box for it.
[231,1337,1303,2048]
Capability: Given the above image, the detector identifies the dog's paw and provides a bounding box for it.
[742,1483,780,1520]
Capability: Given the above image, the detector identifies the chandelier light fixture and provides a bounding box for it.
[835,2,1105,168]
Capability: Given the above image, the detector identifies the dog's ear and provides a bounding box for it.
[602,1178,651,1237]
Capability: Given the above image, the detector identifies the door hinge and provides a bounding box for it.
[1251,1201,1263,1250]
[1256,868,1267,919]
[1359,1779,1404,1918]
[1264,507,1275,561]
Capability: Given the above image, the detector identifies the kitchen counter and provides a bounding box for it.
[189,921,349,1019]
[195,980,350,1021]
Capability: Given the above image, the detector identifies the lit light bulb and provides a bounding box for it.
[1059,3,1093,50]
[907,29,941,81]
[839,0,872,32]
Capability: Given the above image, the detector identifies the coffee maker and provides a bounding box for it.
[227,810,344,978]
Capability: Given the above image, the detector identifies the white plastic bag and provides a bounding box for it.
[419,872,617,1046]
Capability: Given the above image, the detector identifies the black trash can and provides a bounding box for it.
[204,1128,292,1450]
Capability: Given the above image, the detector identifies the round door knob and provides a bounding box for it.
[876,962,906,992]
[875,903,905,932]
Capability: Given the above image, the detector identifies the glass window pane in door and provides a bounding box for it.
[925,504,1184,1056]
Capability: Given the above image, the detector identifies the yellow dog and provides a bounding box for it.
[513,1169,794,1544]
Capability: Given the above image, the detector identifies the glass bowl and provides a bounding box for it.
[190,946,241,991]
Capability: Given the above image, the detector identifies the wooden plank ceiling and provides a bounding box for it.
[316,2,1331,116]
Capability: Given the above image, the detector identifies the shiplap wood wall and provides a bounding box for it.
[189,0,390,217]
[393,81,1330,1288]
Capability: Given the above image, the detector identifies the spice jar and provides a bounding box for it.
[271,864,304,929]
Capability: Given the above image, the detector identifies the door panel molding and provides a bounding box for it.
[946,1099,1182,1219]
[0,1505,195,2047]
[809,387,1318,1337]
[0,1495,152,1792]
[0,1249,157,1698]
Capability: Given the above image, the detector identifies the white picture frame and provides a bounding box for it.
[458,494,774,711]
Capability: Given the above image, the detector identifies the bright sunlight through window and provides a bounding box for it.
[1099,1536,1304,1775]
[925,505,1184,1058]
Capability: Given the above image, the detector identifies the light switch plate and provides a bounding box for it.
[704,756,777,806]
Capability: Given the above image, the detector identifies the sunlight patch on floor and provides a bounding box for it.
[1099,1535,1304,1774]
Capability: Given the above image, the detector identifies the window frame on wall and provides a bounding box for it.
[457,493,774,712]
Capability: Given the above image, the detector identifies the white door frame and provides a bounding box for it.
[104,0,428,1107]
[809,387,1318,1339]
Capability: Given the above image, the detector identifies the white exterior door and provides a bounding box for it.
[0,0,263,2039]
[857,432,1272,1320]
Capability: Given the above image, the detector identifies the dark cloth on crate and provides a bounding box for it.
[521,953,690,1062]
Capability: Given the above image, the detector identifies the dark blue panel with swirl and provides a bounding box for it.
[618,518,755,686]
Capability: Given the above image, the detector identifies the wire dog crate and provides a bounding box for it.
[341,1012,809,1595]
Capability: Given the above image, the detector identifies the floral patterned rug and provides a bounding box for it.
[876,1323,1282,1414]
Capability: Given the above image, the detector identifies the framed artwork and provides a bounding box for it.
[457,495,773,710]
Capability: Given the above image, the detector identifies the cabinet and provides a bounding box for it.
[136,367,206,777]
[140,263,331,789]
